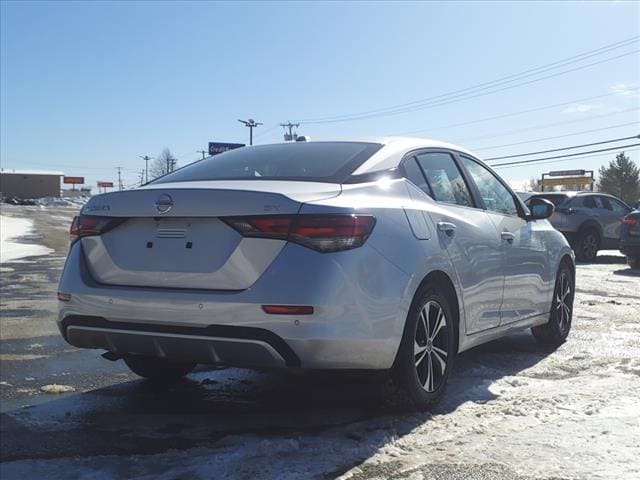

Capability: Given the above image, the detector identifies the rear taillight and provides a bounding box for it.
[223,214,376,253]
[622,217,639,226]
[70,215,125,243]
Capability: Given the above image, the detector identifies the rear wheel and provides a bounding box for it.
[386,284,457,410]
[532,262,574,348]
[575,229,599,262]
[124,355,196,383]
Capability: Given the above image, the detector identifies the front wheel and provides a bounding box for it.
[532,262,574,348]
[575,229,599,262]
[124,355,196,383]
[387,284,457,410]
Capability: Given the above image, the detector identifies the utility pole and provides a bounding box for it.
[139,169,145,187]
[116,167,123,191]
[280,122,300,141]
[139,155,151,183]
[197,150,207,159]
[238,118,263,145]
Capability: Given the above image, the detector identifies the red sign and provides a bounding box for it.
[63,176,85,184]
[97,181,114,188]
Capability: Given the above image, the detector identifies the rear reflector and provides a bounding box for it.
[262,305,314,315]
[57,292,72,302]
[223,214,375,253]
[70,215,125,242]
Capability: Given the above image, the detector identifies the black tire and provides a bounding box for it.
[532,262,574,348]
[575,228,599,262]
[124,355,196,383]
[385,283,457,411]
[627,255,640,269]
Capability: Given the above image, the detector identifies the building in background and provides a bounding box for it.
[0,169,63,198]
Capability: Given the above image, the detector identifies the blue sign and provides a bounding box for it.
[208,142,245,156]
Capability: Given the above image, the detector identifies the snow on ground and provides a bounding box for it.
[0,215,53,264]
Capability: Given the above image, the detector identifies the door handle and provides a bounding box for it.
[501,231,515,243]
[437,222,457,236]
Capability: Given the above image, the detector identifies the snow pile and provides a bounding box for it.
[0,215,53,263]
[37,196,89,208]
[40,384,76,394]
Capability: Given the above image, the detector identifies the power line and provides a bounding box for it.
[474,122,640,151]
[488,143,640,167]
[296,36,639,124]
[484,135,640,161]
[494,147,640,170]
[393,87,638,136]
[253,124,280,141]
[455,106,640,143]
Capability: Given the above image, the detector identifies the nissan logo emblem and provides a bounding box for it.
[155,194,174,214]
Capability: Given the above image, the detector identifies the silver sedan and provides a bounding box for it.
[57,138,574,409]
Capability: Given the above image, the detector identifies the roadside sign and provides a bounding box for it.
[97,181,114,188]
[63,176,85,184]
[548,169,586,177]
[541,177,594,187]
[208,142,245,156]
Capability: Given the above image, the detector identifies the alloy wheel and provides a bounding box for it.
[414,300,450,392]
[555,271,572,334]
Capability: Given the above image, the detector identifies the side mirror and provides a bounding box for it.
[526,197,554,220]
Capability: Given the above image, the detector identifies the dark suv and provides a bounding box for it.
[620,210,640,268]
[527,192,633,261]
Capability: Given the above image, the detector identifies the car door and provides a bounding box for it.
[600,196,631,247]
[457,155,550,325]
[406,151,504,334]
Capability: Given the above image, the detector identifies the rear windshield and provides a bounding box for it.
[534,194,569,207]
[151,142,382,184]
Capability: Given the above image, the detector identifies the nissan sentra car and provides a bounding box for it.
[57,138,574,409]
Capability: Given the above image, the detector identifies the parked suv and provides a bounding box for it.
[527,192,633,261]
[620,210,640,268]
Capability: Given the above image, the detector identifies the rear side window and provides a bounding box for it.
[607,198,630,215]
[403,157,432,196]
[151,142,382,184]
[415,152,473,207]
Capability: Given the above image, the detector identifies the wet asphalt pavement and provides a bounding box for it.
[1,204,639,479]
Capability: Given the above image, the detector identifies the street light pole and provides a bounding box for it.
[139,155,151,183]
[238,118,263,145]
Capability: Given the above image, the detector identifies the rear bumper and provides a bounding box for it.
[57,240,411,370]
[61,316,298,368]
[620,240,640,257]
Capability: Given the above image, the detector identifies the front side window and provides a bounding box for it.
[459,156,518,216]
[414,152,473,207]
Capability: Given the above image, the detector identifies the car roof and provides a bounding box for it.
[349,137,479,175]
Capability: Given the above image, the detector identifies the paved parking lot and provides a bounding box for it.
[1,204,638,479]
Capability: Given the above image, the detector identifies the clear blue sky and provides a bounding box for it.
[1,0,639,190]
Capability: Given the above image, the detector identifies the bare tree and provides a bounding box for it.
[149,148,177,179]
[528,177,541,192]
